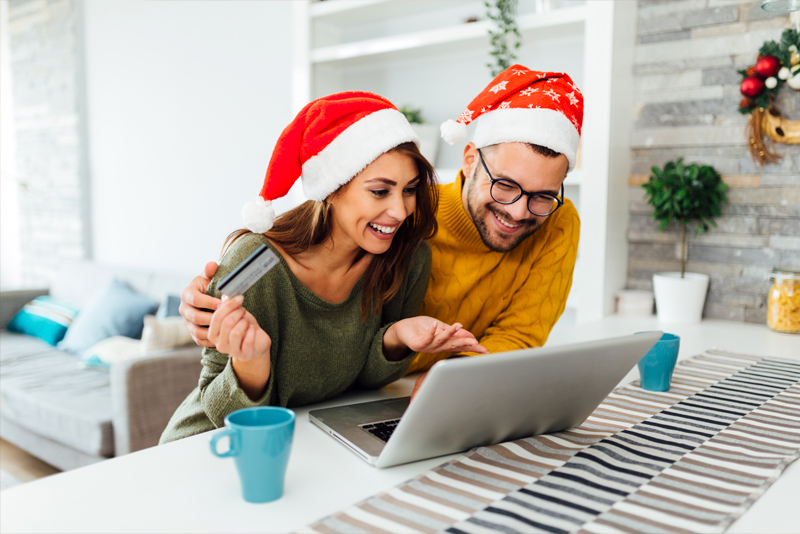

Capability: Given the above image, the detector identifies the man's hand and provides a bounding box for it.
[180,262,222,347]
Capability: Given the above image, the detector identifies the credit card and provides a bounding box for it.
[217,244,279,298]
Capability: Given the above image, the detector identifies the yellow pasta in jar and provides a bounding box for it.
[767,269,800,334]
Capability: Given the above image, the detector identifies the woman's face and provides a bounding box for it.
[328,150,420,255]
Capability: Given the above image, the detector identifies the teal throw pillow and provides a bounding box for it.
[7,296,79,346]
[58,278,159,354]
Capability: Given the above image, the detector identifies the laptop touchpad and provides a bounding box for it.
[382,397,410,415]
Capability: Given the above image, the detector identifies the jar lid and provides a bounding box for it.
[769,267,800,281]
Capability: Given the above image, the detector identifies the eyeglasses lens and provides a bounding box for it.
[490,180,559,216]
[528,196,559,216]
[490,180,521,203]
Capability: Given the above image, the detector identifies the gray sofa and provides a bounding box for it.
[0,260,204,471]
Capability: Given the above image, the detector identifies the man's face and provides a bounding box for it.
[461,142,568,252]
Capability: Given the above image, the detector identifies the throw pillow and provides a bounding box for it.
[81,336,143,368]
[155,295,182,319]
[58,278,159,354]
[7,296,79,346]
[141,315,194,352]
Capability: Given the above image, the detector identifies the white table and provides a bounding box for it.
[2,318,798,534]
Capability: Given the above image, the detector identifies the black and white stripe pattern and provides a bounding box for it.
[303,351,800,534]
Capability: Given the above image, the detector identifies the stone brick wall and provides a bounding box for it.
[628,0,800,323]
[8,0,89,287]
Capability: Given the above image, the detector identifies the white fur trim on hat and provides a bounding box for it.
[301,108,420,201]
[473,108,580,172]
[242,197,276,233]
[440,119,467,145]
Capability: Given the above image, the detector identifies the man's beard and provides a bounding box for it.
[465,170,542,253]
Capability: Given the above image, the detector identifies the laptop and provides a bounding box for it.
[309,331,662,468]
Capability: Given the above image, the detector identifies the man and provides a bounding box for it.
[180,64,581,385]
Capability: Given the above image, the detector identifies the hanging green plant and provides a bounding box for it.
[485,0,521,77]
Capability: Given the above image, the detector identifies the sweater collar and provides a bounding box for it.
[438,170,491,252]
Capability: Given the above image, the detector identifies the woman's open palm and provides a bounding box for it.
[394,316,487,355]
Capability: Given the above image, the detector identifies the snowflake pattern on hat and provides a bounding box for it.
[439,64,584,171]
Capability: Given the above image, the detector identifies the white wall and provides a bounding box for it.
[83,1,301,274]
[0,0,21,289]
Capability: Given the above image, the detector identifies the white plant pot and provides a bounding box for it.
[411,123,440,166]
[652,272,709,324]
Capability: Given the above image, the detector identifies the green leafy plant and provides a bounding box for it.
[485,0,521,77]
[641,158,729,278]
[398,104,424,125]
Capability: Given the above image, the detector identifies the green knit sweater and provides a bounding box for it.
[160,234,431,444]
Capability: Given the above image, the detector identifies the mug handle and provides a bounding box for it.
[210,428,239,458]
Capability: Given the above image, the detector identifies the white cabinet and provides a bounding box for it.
[292,0,636,326]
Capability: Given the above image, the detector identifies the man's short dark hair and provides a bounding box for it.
[527,143,561,158]
[482,143,561,159]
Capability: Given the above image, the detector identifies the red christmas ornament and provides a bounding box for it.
[746,66,757,77]
[740,76,765,98]
[739,98,752,109]
[755,55,781,78]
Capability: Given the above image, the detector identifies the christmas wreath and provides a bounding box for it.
[738,28,800,166]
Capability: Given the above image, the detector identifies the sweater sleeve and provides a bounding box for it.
[197,348,273,428]
[356,242,432,389]
[196,234,276,427]
[479,203,580,354]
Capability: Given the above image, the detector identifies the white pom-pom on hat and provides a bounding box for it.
[242,197,276,234]
[440,119,467,145]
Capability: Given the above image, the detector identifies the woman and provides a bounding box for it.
[161,92,485,443]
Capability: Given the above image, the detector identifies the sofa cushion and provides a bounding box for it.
[0,332,114,457]
[58,279,159,355]
[7,296,79,346]
[81,336,143,369]
[155,295,182,319]
[141,315,194,352]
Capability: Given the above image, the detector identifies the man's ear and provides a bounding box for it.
[462,143,478,179]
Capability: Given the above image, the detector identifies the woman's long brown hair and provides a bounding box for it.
[223,141,438,320]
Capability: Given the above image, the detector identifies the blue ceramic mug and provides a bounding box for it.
[637,333,680,392]
[210,406,295,503]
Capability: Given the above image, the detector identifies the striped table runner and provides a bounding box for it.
[302,350,800,534]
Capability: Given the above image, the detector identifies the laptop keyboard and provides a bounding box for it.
[360,418,401,443]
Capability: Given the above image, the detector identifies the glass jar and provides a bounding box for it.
[766,268,800,334]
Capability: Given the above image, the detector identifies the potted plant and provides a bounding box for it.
[399,104,440,166]
[642,158,729,323]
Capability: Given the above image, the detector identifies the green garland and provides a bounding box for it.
[738,28,800,114]
[485,0,521,77]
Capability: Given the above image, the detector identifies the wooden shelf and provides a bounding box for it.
[310,6,586,64]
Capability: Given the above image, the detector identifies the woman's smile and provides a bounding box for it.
[367,222,399,239]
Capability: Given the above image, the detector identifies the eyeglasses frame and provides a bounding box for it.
[477,148,565,217]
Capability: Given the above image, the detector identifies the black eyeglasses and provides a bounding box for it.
[477,148,564,217]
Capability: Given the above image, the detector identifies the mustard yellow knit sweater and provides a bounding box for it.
[408,171,580,373]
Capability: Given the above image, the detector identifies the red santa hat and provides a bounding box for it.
[242,91,420,233]
[440,65,583,171]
